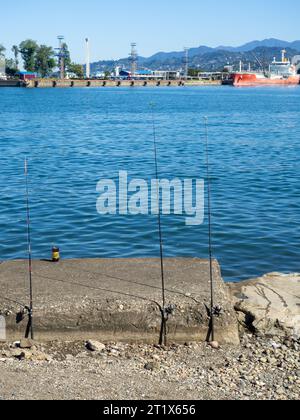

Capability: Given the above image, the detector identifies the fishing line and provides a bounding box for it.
[204,117,215,342]
[24,158,34,340]
[150,103,167,346]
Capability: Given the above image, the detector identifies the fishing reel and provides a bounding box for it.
[16,306,31,324]
[162,304,176,320]
[205,304,223,318]
[212,305,222,317]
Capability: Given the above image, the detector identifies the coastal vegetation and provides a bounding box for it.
[0,40,84,78]
[188,68,203,77]
[67,63,84,79]
[35,45,57,78]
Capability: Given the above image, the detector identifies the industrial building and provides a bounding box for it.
[18,72,37,81]
[113,68,180,81]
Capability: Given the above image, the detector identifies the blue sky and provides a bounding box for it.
[2,0,300,62]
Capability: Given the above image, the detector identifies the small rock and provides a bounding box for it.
[5,349,23,358]
[144,362,159,371]
[77,352,88,359]
[109,349,119,357]
[30,351,51,362]
[19,339,34,349]
[208,341,220,349]
[276,387,286,396]
[19,350,33,360]
[86,340,106,352]
[271,342,281,350]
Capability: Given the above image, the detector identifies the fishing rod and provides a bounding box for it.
[24,158,34,340]
[150,103,167,346]
[204,117,215,343]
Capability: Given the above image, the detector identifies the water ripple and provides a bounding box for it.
[0,86,300,281]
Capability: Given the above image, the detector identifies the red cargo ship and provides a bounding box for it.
[227,50,300,87]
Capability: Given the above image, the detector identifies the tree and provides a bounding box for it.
[0,44,5,57]
[19,39,38,71]
[35,45,56,77]
[188,68,201,78]
[62,43,71,71]
[12,45,19,69]
[5,59,18,76]
[68,63,84,79]
[104,71,111,80]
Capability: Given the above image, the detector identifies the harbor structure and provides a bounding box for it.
[115,69,180,81]
[129,43,138,77]
[56,36,66,80]
[0,55,6,79]
[183,47,189,80]
[85,38,91,79]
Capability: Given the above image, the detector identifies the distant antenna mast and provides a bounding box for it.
[85,38,91,79]
[130,43,138,78]
[57,36,65,80]
[184,47,189,80]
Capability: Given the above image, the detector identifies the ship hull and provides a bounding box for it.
[230,73,300,87]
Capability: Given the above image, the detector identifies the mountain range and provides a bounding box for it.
[90,39,300,73]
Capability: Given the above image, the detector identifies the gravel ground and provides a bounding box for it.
[0,335,299,401]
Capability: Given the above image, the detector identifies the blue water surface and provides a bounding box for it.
[0,86,299,281]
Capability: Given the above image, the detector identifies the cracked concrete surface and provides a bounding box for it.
[229,273,300,336]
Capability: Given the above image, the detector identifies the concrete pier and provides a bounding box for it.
[0,258,239,344]
[25,79,221,88]
[0,79,26,87]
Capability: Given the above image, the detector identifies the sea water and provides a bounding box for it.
[0,86,299,281]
